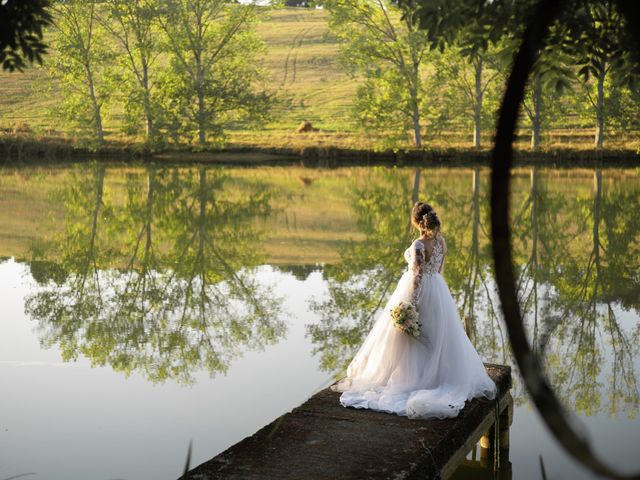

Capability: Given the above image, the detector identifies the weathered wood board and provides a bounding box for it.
[186,364,512,480]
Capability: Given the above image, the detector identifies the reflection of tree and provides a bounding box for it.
[534,170,640,417]
[511,168,571,356]
[308,168,419,374]
[438,169,505,363]
[307,167,640,418]
[25,165,285,383]
[26,164,114,363]
[308,168,506,375]
[598,172,640,416]
[275,264,322,282]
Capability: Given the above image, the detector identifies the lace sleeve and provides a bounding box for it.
[438,235,446,274]
[410,241,424,307]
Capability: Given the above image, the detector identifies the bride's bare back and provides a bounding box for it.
[418,232,447,274]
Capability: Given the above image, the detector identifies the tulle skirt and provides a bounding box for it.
[334,271,496,419]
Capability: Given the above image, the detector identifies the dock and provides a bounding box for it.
[185,364,513,480]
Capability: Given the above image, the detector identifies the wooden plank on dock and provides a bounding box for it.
[186,364,512,480]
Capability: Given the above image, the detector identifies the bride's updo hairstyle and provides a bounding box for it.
[412,201,441,237]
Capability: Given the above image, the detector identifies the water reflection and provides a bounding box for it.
[8,164,640,414]
[24,164,286,383]
[536,170,640,416]
[4,164,639,480]
[308,167,640,417]
[308,167,419,373]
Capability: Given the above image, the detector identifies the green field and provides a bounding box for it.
[0,8,371,149]
[0,7,638,152]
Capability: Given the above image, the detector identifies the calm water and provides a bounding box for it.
[0,163,639,479]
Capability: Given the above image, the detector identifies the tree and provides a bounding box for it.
[604,82,640,137]
[520,46,573,149]
[429,44,503,148]
[446,7,508,149]
[557,0,640,149]
[48,0,115,146]
[0,0,52,72]
[408,0,536,148]
[100,0,162,141]
[157,0,271,145]
[324,0,431,147]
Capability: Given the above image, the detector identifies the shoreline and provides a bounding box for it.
[1,136,639,168]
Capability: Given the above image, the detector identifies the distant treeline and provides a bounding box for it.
[35,0,270,148]
[323,0,640,149]
[9,0,640,150]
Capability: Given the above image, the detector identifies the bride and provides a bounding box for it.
[334,202,496,419]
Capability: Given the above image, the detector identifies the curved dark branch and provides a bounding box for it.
[490,0,640,477]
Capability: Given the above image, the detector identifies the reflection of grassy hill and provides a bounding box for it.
[261,167,364,263]
[0,165,364,265]
[2,165,639,266]
[0,166,66,256]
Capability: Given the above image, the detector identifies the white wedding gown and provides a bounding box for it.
[334,234,496,419]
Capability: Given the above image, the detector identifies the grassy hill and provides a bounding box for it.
[256,8,357,130]
[0,7,638,152]
[0,8,373,150]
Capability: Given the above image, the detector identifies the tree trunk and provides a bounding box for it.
[595,72,605,149]
[197,85,206,145]
[410,85,422,148]
[85,63,104,146]
[406,43,422,148]
[94,101,104,146]
[473,58,483,149]
[531,74,542,150]
[145,111,154,139]
[142,64,154,140]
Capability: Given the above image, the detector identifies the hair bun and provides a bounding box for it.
[411,201,441,234]
[422,209,441,232]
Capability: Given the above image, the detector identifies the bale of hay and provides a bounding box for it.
[295,121,319,133]
[298,175,314,186]
[14,121,32,134]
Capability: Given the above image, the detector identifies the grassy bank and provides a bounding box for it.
[1,133,638,168]
[0,8,639,159]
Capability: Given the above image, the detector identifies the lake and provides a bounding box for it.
[1,163,639,479]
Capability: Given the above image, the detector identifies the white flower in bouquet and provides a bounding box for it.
[390,301,421,337]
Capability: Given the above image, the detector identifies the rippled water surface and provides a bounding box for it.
[1,163,639,479]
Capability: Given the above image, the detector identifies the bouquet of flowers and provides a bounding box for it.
[390,301,421,337]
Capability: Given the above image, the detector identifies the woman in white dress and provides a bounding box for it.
[334,202,496,419]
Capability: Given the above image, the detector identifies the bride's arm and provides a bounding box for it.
[438,235,447,274]
[410,242,425,307]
